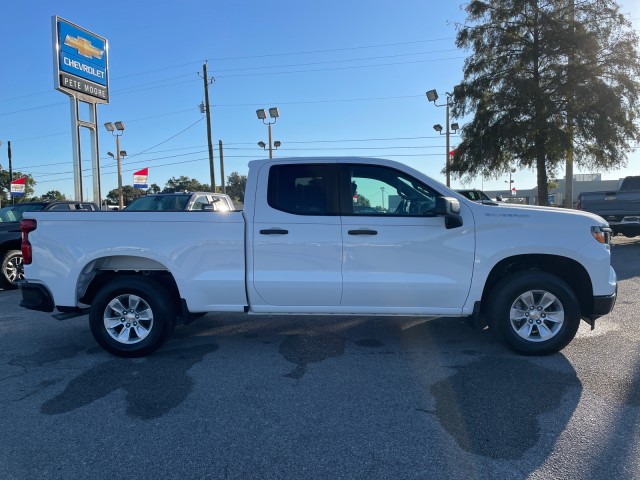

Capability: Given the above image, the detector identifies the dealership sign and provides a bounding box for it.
[53,17,109,103]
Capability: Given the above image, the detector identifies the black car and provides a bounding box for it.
[0,201,98,288]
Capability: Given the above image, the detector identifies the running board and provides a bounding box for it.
[52,308,90,320]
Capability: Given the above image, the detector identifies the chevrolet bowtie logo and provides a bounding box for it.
[64,35,104,60]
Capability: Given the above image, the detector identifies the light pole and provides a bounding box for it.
[505,168,516,196]
[256,107,279,159]
[104,121,125,210]
[426,89,459,187]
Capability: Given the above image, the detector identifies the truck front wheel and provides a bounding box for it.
[89,277,176,357]
[488,271,581,355]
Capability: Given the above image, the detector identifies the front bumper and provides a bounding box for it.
[19,281,55,313]
[590,288,617,319]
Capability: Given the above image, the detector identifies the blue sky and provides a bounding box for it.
[1,0,639,201]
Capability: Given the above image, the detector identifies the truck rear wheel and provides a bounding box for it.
[89,277,176,357]
[1,250,24,289]
[488,271,581,355]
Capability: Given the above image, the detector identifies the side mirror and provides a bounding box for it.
[435,196,463,229]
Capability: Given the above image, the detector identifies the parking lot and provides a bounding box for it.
[1,236,639,480]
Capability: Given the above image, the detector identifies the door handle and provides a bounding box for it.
[259,229,289,235]
[348,229,378,235]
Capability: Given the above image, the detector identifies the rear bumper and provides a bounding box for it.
[19,281,55,313]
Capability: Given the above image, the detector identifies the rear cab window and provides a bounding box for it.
[267,164,340,215]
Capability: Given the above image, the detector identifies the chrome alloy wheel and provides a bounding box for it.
[103,294,154,345]
[509,290,564,342]
[6,254,24,285]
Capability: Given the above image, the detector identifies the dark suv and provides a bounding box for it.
[0,201,98,288]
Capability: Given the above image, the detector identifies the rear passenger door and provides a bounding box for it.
[250,162,343,308]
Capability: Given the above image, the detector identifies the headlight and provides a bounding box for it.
[591,226,612,245]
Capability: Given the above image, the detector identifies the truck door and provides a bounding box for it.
[250,162,343,307]
[338,164,475,314]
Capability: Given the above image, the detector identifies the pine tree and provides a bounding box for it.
[451,0,640,205]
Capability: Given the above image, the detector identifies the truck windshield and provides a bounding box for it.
[0,204,46,222]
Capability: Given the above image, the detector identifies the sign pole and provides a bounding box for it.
[8,141,13,204]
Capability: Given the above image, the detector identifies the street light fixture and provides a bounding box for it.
[426,87,460,187]
[104,121,126,210]
[257,140,282,153]
[256,107,280,158]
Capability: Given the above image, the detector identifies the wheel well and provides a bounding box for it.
[481,254,594,317]
[80,270,182,314]
[1,240,21,256]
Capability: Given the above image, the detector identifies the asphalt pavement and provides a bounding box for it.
[0,236,639,479]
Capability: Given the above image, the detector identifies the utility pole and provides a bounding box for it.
[564,0,575,209]
[218,140,226,194]
[200,63,216,192]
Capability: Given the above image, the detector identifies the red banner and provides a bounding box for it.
[10,177,26,197]
[133,168,148,189]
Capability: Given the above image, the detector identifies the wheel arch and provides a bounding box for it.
[76,255,182,314]
[0,238,21,254]
[480,254,594,318]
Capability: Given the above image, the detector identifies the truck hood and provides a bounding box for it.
[474,201,609,225]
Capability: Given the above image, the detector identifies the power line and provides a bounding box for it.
[18,134,461,170]
[217,56,465,79]
[98,37,458,80]
[34,151,452,184]
[0,37,456,103]
[211,49,460,74]
[123,116,206,160]
[1,51,464,115]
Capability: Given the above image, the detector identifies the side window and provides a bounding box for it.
[341,164,438,216]
[267,164,339,215]
[190,195,210,211]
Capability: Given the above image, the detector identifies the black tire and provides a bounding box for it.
[0,250,24,289]
[487,271,581,355]
[89,277,176,357]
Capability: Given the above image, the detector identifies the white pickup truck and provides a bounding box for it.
[18,157,617,357]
